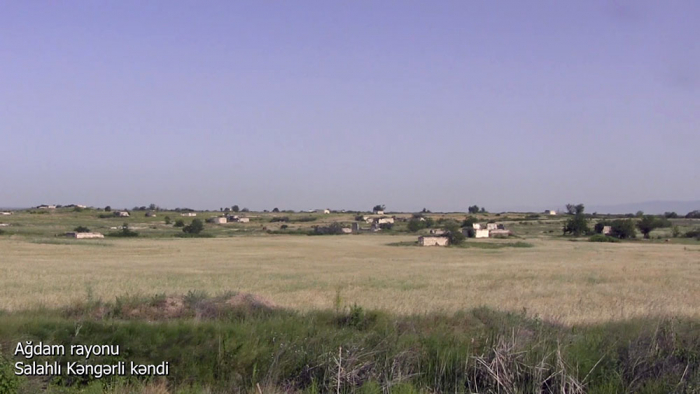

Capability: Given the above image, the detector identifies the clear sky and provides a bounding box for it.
[1,1,698,212]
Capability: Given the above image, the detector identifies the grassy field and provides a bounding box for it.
[1,232,699,325]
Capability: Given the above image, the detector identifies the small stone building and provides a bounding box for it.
[211,217,227,224]
[472,223,481,230]
[544,210,557,215]
[116,211,130,217]
[486,223,498,230]
[429,229,446,235]
[66,232,104,239]
[181,212,197,217]
[418,236,449,246]
[376,217,394,224]
[475,229,490,238]
[237,217,250,223]
[145,212,156,217]
[601,226,612,235]
[340,227,352,234]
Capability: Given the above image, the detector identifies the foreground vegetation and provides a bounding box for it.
[1,292,698,393]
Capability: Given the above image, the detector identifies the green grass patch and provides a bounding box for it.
[0,294,698,393]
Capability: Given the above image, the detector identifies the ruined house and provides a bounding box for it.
[66,232,105,239]
[418,236,449,246]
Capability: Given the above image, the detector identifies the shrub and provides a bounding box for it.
[664,212,679,219]
[462,216,478,228]
[685,210,700,219]
[73,226,91,233]
[280,224,288,230]
[164,216,172,225]
[407,218,427,232]
[379,223,393,230]
[589,234,620,243]
[174,220,185,227]
[182,219,204,234]
[272,207,279,213]
[312,223,345,235]
[637,216,671,239]
[104,206,111,212]
[108,223,139,237]
[231,205,240,212]
[685,229,700,239]
[0,229,5,236]
[270,217,289,223]
[609,219,636,239]
[372,204,386,212]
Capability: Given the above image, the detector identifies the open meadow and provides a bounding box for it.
[1,209,699,325]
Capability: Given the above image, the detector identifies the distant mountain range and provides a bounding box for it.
[586,200,700,215]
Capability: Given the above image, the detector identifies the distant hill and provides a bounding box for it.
[586,200,700,215]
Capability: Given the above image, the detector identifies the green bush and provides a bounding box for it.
[609,219,636,239]
[589,234,620,243]
[0,354,21,394]
[108,223,139,237]
[164,216,172,225]
[174,219,185,227]
[182,219,204,234]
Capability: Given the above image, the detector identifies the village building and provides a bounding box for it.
[66,232,105,239]
[373,210,384,215]
[210,217,227,224]
[323,209,331,214]
[376,217,394,224]
[237,217,250,223]
[340,227,352,234]
[0,211,12,215]
[145,212,156,217]
[544,210,557,215]
[116,211,130,217]
[38,205,56,209]
[601,226,612,235]
[486,223,498,230]
[418,236,449,246]
[472,223,481,230]
[475,229,490,238]
[429,229,446,235]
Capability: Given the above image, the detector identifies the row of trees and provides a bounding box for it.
[564,204,677,239]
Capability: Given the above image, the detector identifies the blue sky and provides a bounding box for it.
[1,1,698,212]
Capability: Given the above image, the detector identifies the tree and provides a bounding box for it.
[149,203,157,211]
[480,207,486,213]
[462,216,478,228]
[664,212,678,219]
[104,206,111,212]
[182,219,204,234]
[444,223,465,246]
[635,211,644,217]
[685,210,700,219]
[272,207,280,213]
[164,216,172,225]
[421,208,431,213]
[594,220,611,234]
[609,219,636,239]
[565,204,585,215]
[563,203,589,236]
[468,205,480,214]
[232,205,240,213]
[636,215,671,239]
[373,205,386,213]
[241,207,250,212]
[174,219,185,227]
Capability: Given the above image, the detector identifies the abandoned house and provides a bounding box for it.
[472,223,481,230]
[145,212,156,217]
[0,211,11,215]
[65,232,104,239]
[418,236,449,246]
[486,223,498,230]
[429,229,446,235]
[475,229,490,238]
[601,226,612,235]
[116,211,130,217]
[210,217,227,224]
[376,217,394,224]
[237,217,250,223]
[181,212,197,217]
[544,210,557,215]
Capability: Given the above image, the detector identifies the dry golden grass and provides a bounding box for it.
[1,235,698,325]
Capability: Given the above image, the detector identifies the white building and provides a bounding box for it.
[472,223,481,230]
[486,223,498,230]
[601,226,612,235]
[237,217,250,223]
[475,229,490,238]
[429,229,446,235]
[0,212,11,216]
[211,217,227,224]
[181,212,197,217]
[117,211,130,217]
[544,210,557,215]
[376,217,394,224]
